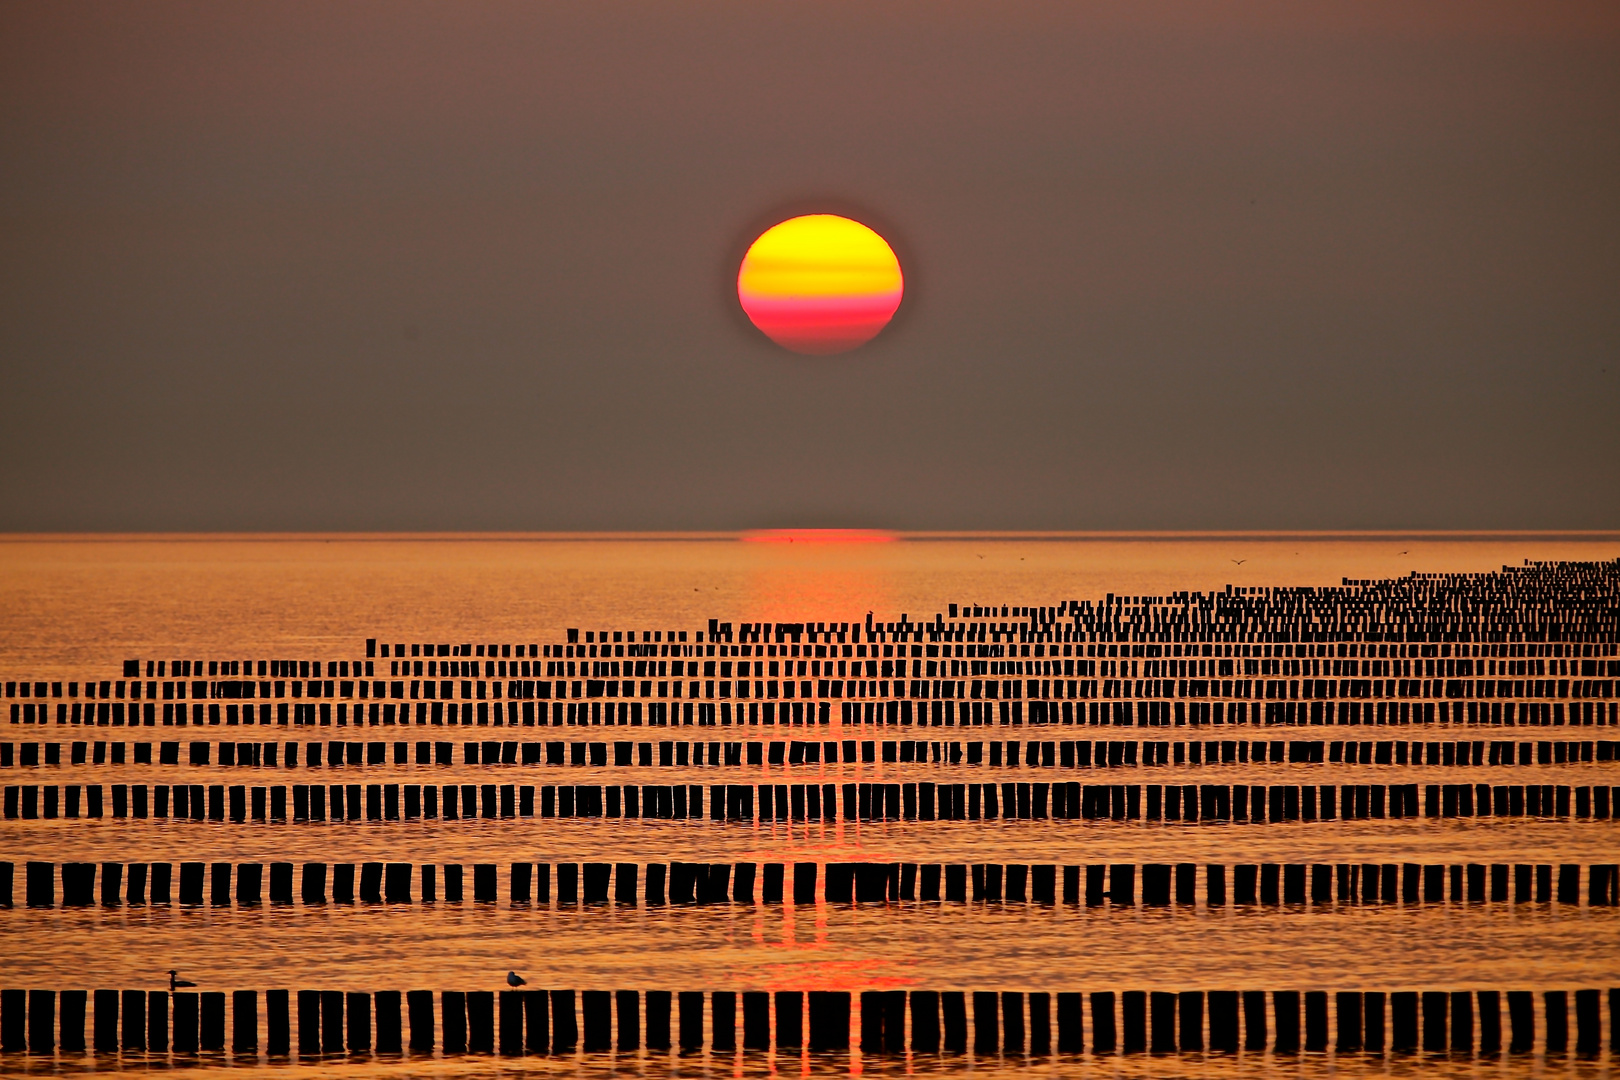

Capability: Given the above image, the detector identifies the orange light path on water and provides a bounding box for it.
[737,215,903,355]
[741,529,897,544]
[739,527,896,675]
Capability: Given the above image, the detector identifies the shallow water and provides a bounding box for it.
[2,534,1618,1077]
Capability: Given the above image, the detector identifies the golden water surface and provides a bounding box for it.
[2,533,1618,1078]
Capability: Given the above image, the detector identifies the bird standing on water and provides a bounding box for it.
[507,971,526,987]
[169,970,197,990]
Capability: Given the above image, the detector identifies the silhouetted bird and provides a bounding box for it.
[169,970,197,990]
[1231,559,1246,565]
[507,971,527,987]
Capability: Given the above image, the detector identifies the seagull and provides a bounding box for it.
[169,970,197,990]
[1231,559,1246,566]
[506,971,527,987]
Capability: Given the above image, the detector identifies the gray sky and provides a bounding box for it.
[2,1,1617,531]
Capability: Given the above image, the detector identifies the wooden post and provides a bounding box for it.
[743,992,768,1050]
[319,990,343,1054]
[297,991,320,1055]
[340,990,369,1049]
[617,991,640,1051]
[1273,991,1300,1053]
[46,989,81,1055]
[519,990,547,1054]
[1149,991,1175,1052]
[711,992,736,1052]
[581,991,611,1051]
[550,990,577,1052]
[733,863,756,904]
[1336,992,1362,1052]
[473,864,496,903]
[1450,990,1473,1054]
[385,864,412,903]
[1208,990,1238,1051]
[1142,865,1170,906]
[615,864,638,906]
[1575,988,1600,1055]
[27,990,53,1055]
[584,863,611,904]
[510,863,532,904]
[1304,991,1327,1051]
[644,991,669,1051]
[266,990,290,1055]
[24,862,52,907]
[1365,991,1386,1052]
[234,990,258,1054]
[92,989,118,1053]
[301,864,326,905]
[794,863,816,904]
[678,991,703,1051]
[121,989,145,1051]
[1002,991,1025,1055]
[441,992,466,1054]
[467,991,493,1053]
[1121,991,1145,1053]
[1545,990,1568,1053]
[406,991,434,1052]
[375,991,401,1054]
[1421,991,1446,1053]
[1091,992,1116,1053]
[909,991,939,1052]
[1179,991,1203,1051]
[808,992,849,1052]
[860,992,884,1053]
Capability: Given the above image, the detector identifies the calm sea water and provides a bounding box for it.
[2,534,1618,1078]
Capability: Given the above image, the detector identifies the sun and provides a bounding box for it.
[736,214,904,355]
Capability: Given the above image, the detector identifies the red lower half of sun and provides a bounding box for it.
[737,292,903,355]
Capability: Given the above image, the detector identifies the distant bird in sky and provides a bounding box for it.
[1231,559,1246,565]
[1399,550,1409,555]
[169,970,197,990]
[507,971,527,987]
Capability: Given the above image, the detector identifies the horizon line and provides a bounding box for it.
[1,530,1618,545]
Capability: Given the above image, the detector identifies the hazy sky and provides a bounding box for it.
[2,1,1617,531]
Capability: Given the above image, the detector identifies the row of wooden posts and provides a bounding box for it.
[2,987,1614,1057]
[9,860,1618,908]
[5,735,1613,769]
[11,698,1619,733]
[6,779,1617,823]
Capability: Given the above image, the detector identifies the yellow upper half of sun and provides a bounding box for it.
[738,215,903,300]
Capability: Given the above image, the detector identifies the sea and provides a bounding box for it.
[2,533,1617,1079]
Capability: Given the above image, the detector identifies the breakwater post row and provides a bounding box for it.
[1,986,1615,1057]
[10,697,1618,730]
[6,860,1617,909]
[6,736,1616,769]
[5,779,1618,823]
[6,554,1620,723]
[6,559,1619,731]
